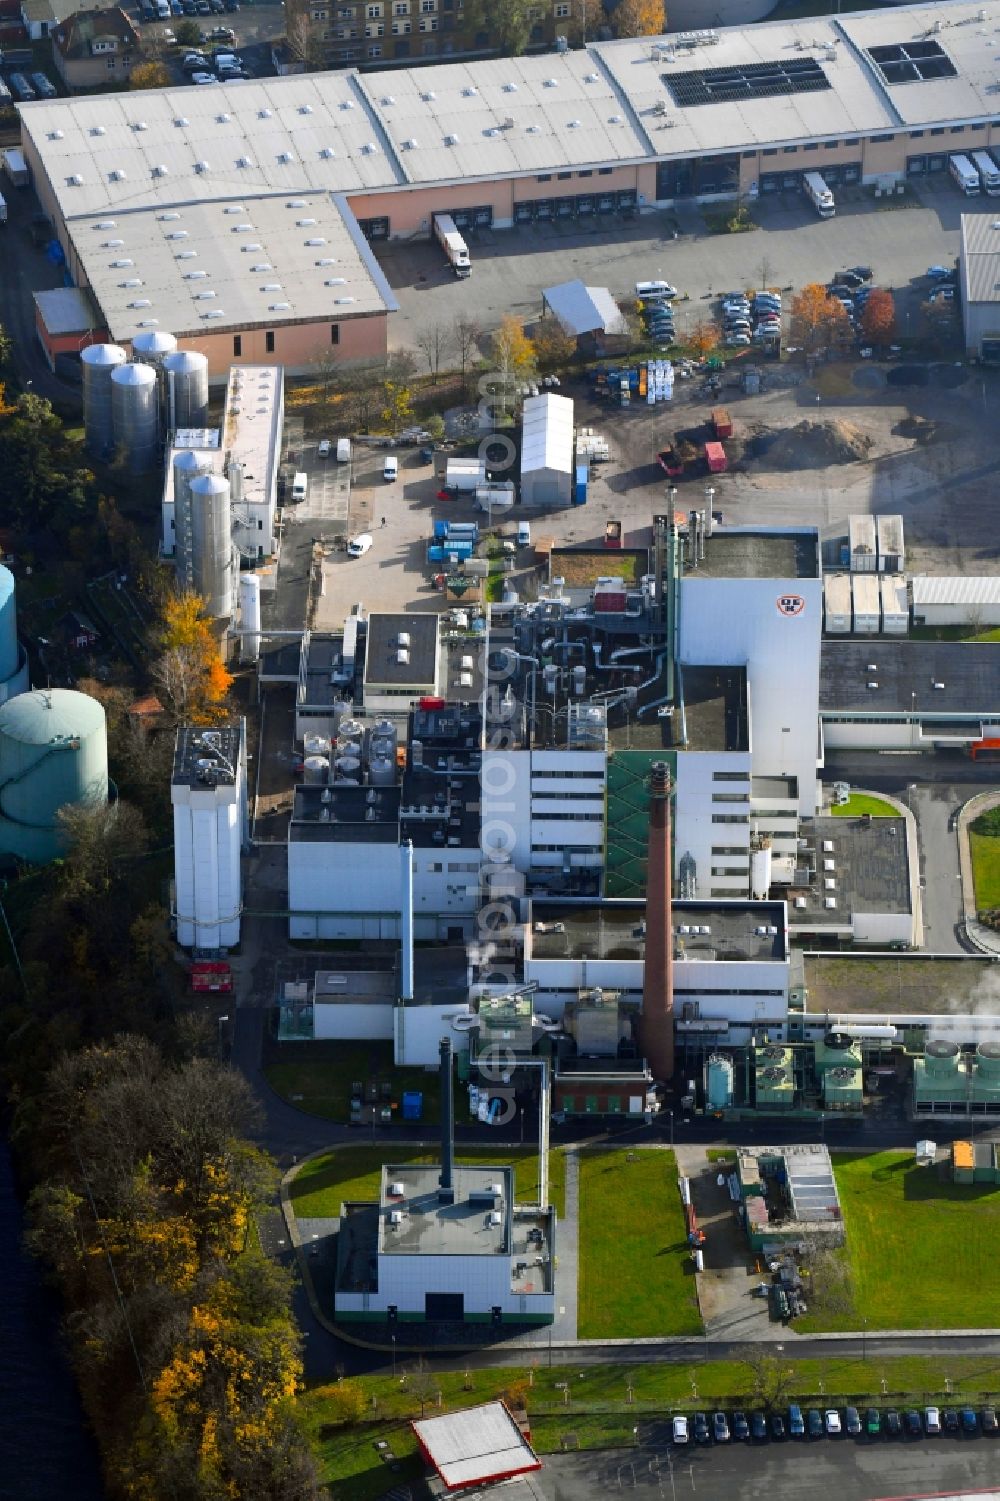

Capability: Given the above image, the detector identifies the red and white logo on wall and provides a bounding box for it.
[776,594,806,617]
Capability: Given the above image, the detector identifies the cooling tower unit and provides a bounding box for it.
[0,688,108,864]
[173,448,216,589]
[189,473,234,620]
[163,349,210,430]
[81,342,127,456]
[131,328,177,368]
[0,564,30,706]
[238,573,261,663]
[925,1039,961,1078]
[639,760,675,1082]
[111,361,160,472]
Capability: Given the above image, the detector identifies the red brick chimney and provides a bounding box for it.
[639,760,675,1082]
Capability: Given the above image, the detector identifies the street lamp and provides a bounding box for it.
[862,1315,867,1362]
[391,1334,397,1378]
[217,1014,230,1054]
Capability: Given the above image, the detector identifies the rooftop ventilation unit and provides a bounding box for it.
[325,276,347,286]
[103,237,124,248]
[403,137,418,149]
[240,243,262,251]
[381,93,395,105]
[299,103,313,114]
[252,263,273,272]
[609,113,624,123]
[233,223,253,233]
[137,319,158,327]
[224,205,245,215]
[568,118,581,127]
[195,290,216,299]
[269,301,290,310]
[794,896,807,909]
[159,212,180,221]
[316,257,337,266]
[68,174,84,185]
[109,168,126,181]
[462,85,478,96]
[420,89,435,100]
[867,681,878,690]
[389,1210,403,1226]
[174,116,189,126]
[132,120,147,131]
[334,295,355,304]
[129,298,152,308]
[48,129,63,140]
[91,124,105,136]
[120,277,142,288]
[389,1181,405,1196]
[305,236,326,245]
[445,133,459,145]
[545,77,558,86]
[237,156,254,168]
[185,270,208,279]
[526,124,540,134]
[503,81,518,92]
[933,680,945,690]
[110,257,132,267]
[824,896,837,909]
[361,142,379,154]
[95,220,116,229]
[152,164,168,176]
[585,71,599,81]
[296,217,318,226]
[203,310,225,319]
[258,107,272,118]
[217,111,231,122]
[167,230,189,240]
[278,150,295,163]
[194,161,210,173]
[319,146,335,158]
[175,250,197,259]
[341,98,355,108]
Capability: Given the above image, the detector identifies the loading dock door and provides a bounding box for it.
[425,1292,464,1320]
[514,200,533,223]
[357,216,390,241]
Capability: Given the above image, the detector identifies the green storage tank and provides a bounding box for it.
[705,1054,734,1112]
[0,689,108,863]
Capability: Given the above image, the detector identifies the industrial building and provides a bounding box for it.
[735,1144,844,1253]
[0,687,108,863]
[519,393,575,509]
[960,211,1000,361]
[412,1403,540,1494]
[334,1042,555,1328]
[820,640,1000,751]
[913,1039,1000,1117]
[170,724,247,950]
[21,2,1000,372]
[911,574,1000,628]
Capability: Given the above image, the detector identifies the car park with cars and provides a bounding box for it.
[672,1415,688,1445]
[844,1407,861,1436]
[788,1405,804,1438]
[693,1413,710,1444]
[824,1410,841,1436]
[712,1412,730,1442]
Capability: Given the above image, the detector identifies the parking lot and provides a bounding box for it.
[131,0,285,83]
[381,179,973,351]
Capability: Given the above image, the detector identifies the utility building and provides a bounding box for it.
[519,393,574,508]
[171,724,246,950]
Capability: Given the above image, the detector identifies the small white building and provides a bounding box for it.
[848,514,877,572]
[876,514,904,574]
[225,365,283,561]
[851,573,881,634]
[911,575,1000,628]
[171,724,245,949]
[824,572,852,634]
[880,574,908,635]
[519,392,574,508]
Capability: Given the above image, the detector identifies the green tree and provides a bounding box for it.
[174,18,201,44]
[462,0,532,52]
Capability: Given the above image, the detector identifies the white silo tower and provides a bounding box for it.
[81,343,127,456]
[238,573,261,663]
[162,349,210,430]
[131,329,177,369]
[111,361,160,471]
[171,724,245,950]
[190,473,234,619]
[0,563,30,706]
[172,448,215,577]
[0,689,108,864]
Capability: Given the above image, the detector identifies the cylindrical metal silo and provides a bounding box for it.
[81,342,127,456]
[111,361,160,472]
[0,564,17,685]
[163,349,210,430]
[131,329,177,368]
[239,573,261,663]
[173,448,215,585]
[0,688,108,864]
[190,473,234,620]
[303,755,330,785]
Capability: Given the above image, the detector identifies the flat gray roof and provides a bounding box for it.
[365,611,438,689]
[791,814,911,926]
[820,640,1000,714]
[528,899,787,963]
[689,529,819,581]
[380,1163,513,1256]
[676,664,749,753]
[33,286,101,335]
[172,724,240,786]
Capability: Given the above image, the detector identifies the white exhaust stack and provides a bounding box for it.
[400,838,414,1001]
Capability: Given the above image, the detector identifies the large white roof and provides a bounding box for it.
[521,392,574,478]
[412,1402,540,1490]
[911,575,1000,606]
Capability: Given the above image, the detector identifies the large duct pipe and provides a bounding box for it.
[438,1038,455,1201]
[400,839,414,1002]
[639,761,675,1082]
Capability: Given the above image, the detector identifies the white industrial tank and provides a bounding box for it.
[111,361,159,471]
[173,448,215,583]
[238,573,261,663]
[0,563,29,706]
[131,328,177,368]
[0,688,108,864]
[189,473,233,619]
[303,755,330,785]
[81,342,127,456]
[162,348,210,430]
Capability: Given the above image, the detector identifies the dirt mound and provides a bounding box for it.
[893,414,949,444]
[761,419,875,470]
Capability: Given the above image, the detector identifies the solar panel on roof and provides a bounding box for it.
[664,56,831,108]
[867,39,956,86]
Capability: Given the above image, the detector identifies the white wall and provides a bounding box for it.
[481,748,606,876]
[674,751,752,898]
[680,566,822,816]
[394,1002,473,1065]
[820,718,918,752]
[852,910,915,946]
[337,1252,553,1318]
[172,775,243,949]
[313,1001,394,1040]
[523,953,790,1022]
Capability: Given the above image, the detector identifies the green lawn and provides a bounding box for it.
[800,1152,1000,1331]
[577,1148,701,1339]
[299,1353,1000,1496]
[289,1144,566,1220]
[264,1041,440,1125]
[831,793,899,818]
[970,830,1000,911]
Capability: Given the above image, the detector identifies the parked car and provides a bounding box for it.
[981,1407,998,1433]
[788,1405,805,1438]
[925,1407,941,1435]
[732,1411,749,1441]
[693,1412,710,1445]
[825,1410,842,1436]
[206,23,235,38]
[845,1407,862,1436]
[942,1408,959,1433]
[191,70,218,82]
[712,1412,730,1443]
[182,50,210,66]
[929,287,956,303]
[347,531,373,558]
[926,265,954,281]
[807,1410,823,1438]
[770,1413,786,1440]
[672,1415,689,1445]
[904,1409,922,1437]
[885,1409,903,1436]
[751,1411,767,1441]
[725,334,751,347]
[846,264,874,282]
[960,1408,977,1435]
[866,1408,882,1437]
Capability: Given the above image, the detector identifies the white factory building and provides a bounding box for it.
[480,747,606,881]
[911,575,1000,629]
[171,724,246,949]
[820,640,1000,752]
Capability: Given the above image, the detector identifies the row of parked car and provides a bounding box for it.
[181,45,248,80]
[672,1404,999,1445]
[7,70,57,102]
[634,280,679,350]
[721,288,782,348]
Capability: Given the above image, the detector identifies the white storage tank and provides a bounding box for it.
[369,754,395,786]
[131,328,177,368]
[189,473,234,619]
[823,572,851,634]
[163,349,210,430]
[0,688,108,864]
[238,572,261,663]
[0,564,29,706]
[303,755,329,784]
[750,836,772,901]
[81,342,127,456]
[851,573,880,634]
[880,575,908,635]
[334,754,361,782]
[173,448,216,586]
[111,361,159,472]
[304,733,332,757]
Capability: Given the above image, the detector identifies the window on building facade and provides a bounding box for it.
[265,331,275,353]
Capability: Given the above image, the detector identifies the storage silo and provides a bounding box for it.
[0,688,108,863]
[131,328,177,368]
[81,342,127,456]
[238,573,261,663]
[0,565,30,707]
[173,448,215,588]
[111,361,159,471]
[705,1054,734,1112]
[163,349,210,430]
[190,473,234,620]
[303,755,330,785]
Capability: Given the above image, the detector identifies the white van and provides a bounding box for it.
[336,438,351,463]
[291,472,308,502]
[383,455,398,482]
[516,520,531,547]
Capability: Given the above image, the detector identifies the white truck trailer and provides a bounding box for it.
[802,171,835,218]
[433,213,471,278]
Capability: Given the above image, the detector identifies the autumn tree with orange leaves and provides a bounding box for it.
[860,287,896,347]
[789,282,852,356]
[687,318,722,359]
[153,589,233,724]
[616,0,665,37]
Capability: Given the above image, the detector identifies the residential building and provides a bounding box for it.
[50,5,139,90]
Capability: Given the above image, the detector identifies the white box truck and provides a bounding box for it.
[971,150,1000,196]
[433,213,471,278]
[802,171,835,218]
[445,457,485,491]
[2,148,29,189]
[949,154,980,195]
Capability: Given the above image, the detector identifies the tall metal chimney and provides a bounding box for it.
[639,761,675,1082]
[400,840,414,1002]
[438,1037,455,1202]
